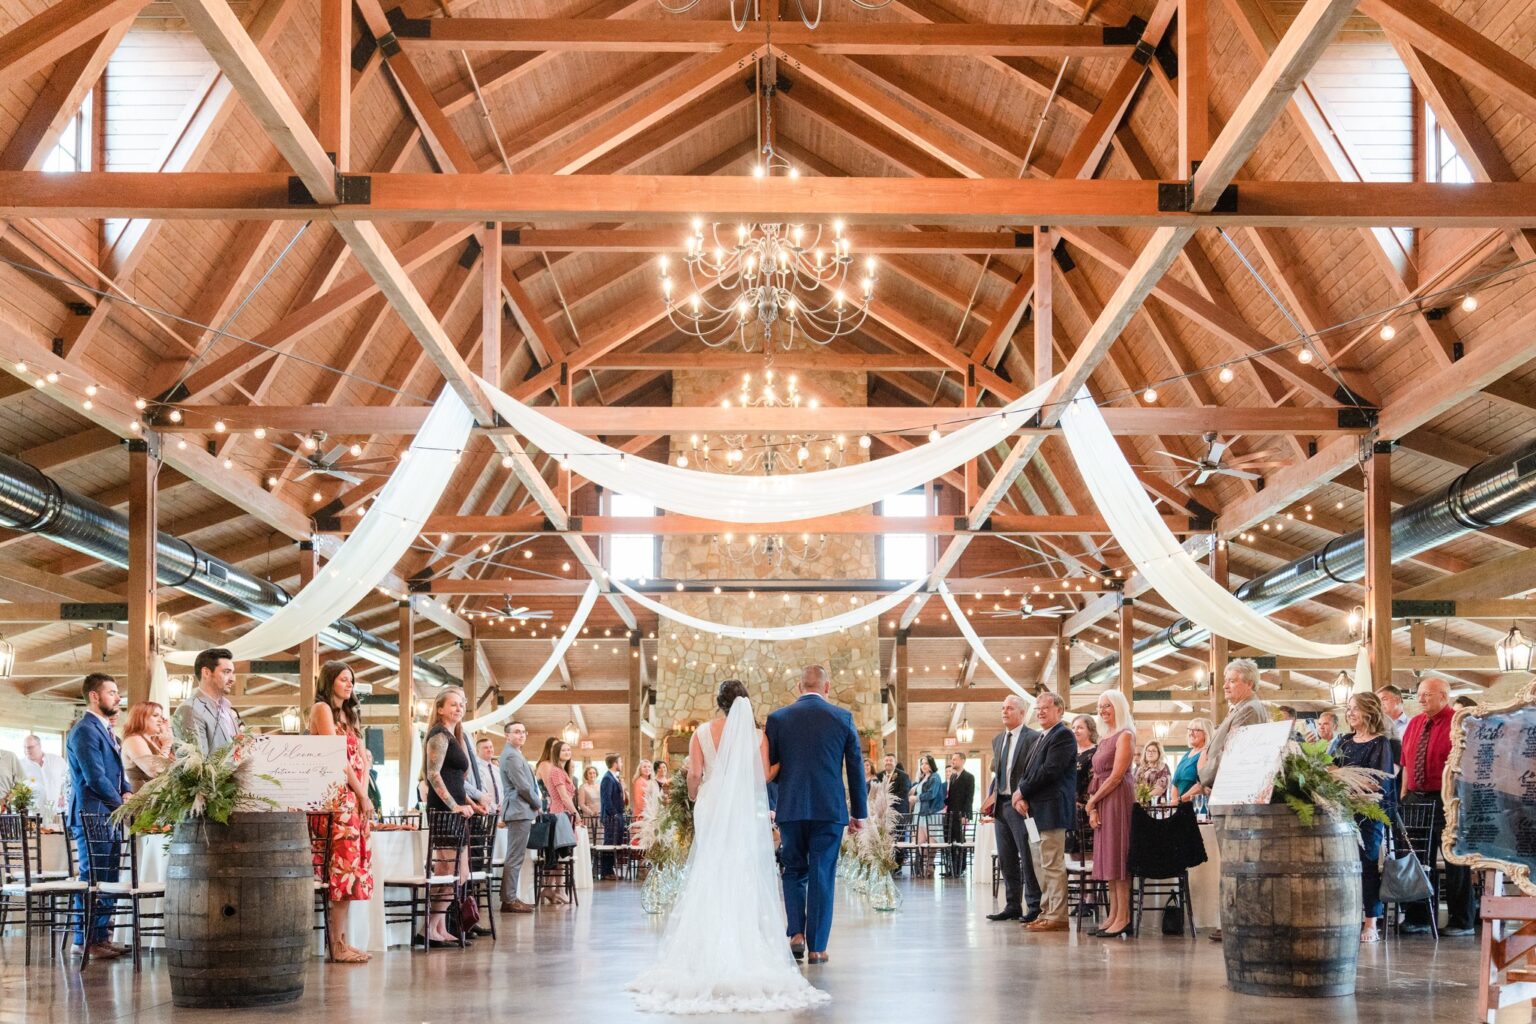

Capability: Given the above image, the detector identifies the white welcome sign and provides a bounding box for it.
[241,736,348,812]
[1207,720,1293,808]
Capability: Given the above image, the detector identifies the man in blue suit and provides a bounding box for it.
[765,665,867,965]
[599,752,626,880]
[65,672,131,959]
[1011,692,1078,932]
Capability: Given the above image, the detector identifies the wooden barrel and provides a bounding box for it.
[165,812,312,1008]
[1216,804,1362,998]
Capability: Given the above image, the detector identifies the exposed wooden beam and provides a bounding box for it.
[503,227,1030,254]
[0,0,146,86]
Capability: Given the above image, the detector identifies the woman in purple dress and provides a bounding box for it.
[1084,689,1136,938]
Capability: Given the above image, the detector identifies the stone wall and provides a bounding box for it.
[653,368,883,735]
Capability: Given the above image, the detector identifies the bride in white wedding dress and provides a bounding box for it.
[627,680,831,1014]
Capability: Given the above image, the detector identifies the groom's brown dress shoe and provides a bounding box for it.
[789,935,805,960]
[807,952,829,965]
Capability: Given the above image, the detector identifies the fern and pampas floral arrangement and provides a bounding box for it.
[111,735,277,834]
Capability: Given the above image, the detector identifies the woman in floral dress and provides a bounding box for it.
[309,660,375,963]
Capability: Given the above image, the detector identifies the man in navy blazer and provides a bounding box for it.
[65,672,131,958]
[1011,692,1078,932]
[765,665,867,965]
[599,752,626,880]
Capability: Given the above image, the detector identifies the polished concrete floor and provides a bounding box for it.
[0,877,1503,1024]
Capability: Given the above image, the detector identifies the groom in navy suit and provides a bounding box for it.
[65,672,131,958]
[765,665,867,965]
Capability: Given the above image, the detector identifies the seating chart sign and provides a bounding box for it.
[1207,720,1293,808]
[1444,682,1536,896]
[241,735,348,813]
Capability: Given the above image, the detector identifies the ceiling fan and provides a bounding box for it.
[981,595,1074,619]
[498,597,552,622]
[1158,432,1287,486]
[273,432,396,485]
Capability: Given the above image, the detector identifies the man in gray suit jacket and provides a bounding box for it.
[983,694,1041,922]
[499,721,540,913]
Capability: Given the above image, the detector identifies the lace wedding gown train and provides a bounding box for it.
[627,697,830,1014]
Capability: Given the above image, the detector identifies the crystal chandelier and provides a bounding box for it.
[710,529,831,574]
[672,366,870,474]
[658,76,875,351]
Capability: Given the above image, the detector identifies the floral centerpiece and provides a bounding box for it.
[637,770,694,913]
[2,778,33,814]
[111,735,277,833]
[1273,741,1391,827]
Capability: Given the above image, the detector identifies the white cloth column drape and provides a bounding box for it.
[461,581,600,733]
[478,373,1059,522]
[165,389,474,668]
[1057,390,1365,669]
[609,577,924,641]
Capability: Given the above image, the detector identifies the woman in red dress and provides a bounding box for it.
[309,660,375,964]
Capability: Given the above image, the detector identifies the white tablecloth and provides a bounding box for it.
[973,818,996,891]
[1188,821,1222,929]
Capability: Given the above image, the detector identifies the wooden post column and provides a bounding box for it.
[1209,537,1229,722]
[963,368,979,509]
[461,625,479,718]
[1053,621,1071,705]
[1034,226,1053,386]
[297,541,319,710]
[1117,596,1135,703]
[627,629,642,782]
[126,439,159,709]
[895,630,910,768]
[481,221,501,386]
[397,599,415,812]
[1364,441,1394,686]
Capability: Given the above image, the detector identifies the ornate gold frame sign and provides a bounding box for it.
[1442,679,1536,896]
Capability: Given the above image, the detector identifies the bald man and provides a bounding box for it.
[1399,676,1474,935]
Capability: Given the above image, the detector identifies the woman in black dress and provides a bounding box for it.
[1331,691,1397,943]
[422,687,474,946]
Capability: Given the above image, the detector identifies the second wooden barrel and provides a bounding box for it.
[1216,803,1362,998]
[165,811,312,1008]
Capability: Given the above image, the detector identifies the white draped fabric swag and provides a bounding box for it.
[1056,390,1369,685]
[937,583,1035,712]
[461,581,601,733]
[610,577,925,641]
[165,389,475,668]
[478,373,1059,523]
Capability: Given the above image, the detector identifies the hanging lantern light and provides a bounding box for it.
[1153,721,1170,740]
[167,675,193,703]
[561,720,581,745]
[279,706,303,734]
[413,698,431,720]
[1331,671,1353,706]
[1494,623,1534,673]
[955,719,975,744]
[0,637,14,678]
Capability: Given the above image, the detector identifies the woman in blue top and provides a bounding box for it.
[1173,718,1212,803]
[912,755,946,815]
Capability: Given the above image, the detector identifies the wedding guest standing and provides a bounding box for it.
[1376,685,1410,740]
[912,755,946,815]
[1084,690,1135,938]
[653,760,671,796]
[1332,692,1396,943]
[1400,676,1474,935]
[600,753,626,880]
[1198,658,1271,793]
[577,765,602,820]
[21,735,68,819]
[631,759,653,821]
[1135,740,1171,804]
[421,688,475,947]
[120,702,172,792]
[1173,719,1212,803]
[474,737,503,816]
[308,661,374,964]
[942,753,975,875]
[0,745,24,805]
[65,673,131,960]
[1071,715,1098,814]
[536,738,578,823]
[1012,692,1077,933]
[173,647,240,755]
[499,721,539,914]
[984,695,1041,924]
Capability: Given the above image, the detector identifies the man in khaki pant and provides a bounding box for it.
[1011,692,1078,932]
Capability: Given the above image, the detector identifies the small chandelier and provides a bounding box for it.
[955,719,975,744]
[675,367,869,475]
[1495,623,1534,673]
[711,530,830,574]
[1331,671,1352,706]
[561,720,581,745]
[0,637,14,678]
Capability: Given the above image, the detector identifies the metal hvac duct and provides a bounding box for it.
[1073,436,1536,687]
[0,450,458,688]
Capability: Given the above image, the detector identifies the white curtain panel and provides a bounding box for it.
[938,583,1035,710]
[462,581,600,733]
[1057,390,1361,664]
[166,389,475,668]
[609,576,925,641]
[478,373,1059,523]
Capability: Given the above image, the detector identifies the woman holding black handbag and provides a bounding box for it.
[1331,692,1397,943]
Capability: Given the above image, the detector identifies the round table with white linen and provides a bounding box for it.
[972,817,996,893]
[1187,820,1222,930]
